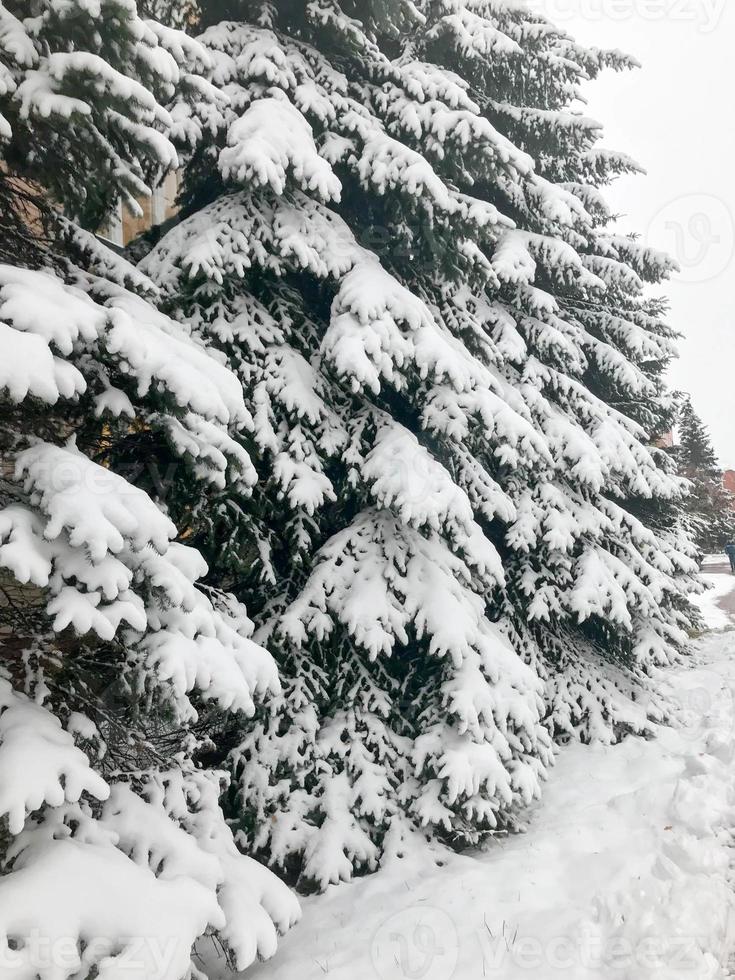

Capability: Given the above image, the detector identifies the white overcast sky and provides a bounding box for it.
[533,0,735,465]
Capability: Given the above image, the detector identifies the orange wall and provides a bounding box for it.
[100,171,179,246]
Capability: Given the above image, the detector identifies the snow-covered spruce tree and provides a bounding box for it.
[0,1,299,974]
[136,0,700,890]
[675,395,735,554]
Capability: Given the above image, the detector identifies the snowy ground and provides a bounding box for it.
[701,555,728,568]
[235,573,735,980]
[694,562,735,630]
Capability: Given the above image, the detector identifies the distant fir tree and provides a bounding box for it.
[678,396,719,472]
[0,0,298,973]
[676,395,735,553]
[133,0,700,891]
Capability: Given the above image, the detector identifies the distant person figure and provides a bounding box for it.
[725,543,735,574]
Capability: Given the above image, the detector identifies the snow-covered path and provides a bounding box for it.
[241,578,735,980]
[695,559,735,630]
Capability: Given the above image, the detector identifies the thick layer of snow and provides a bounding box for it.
[225,588,735,980]
[701,554,728,567]
[690,571,734,630]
